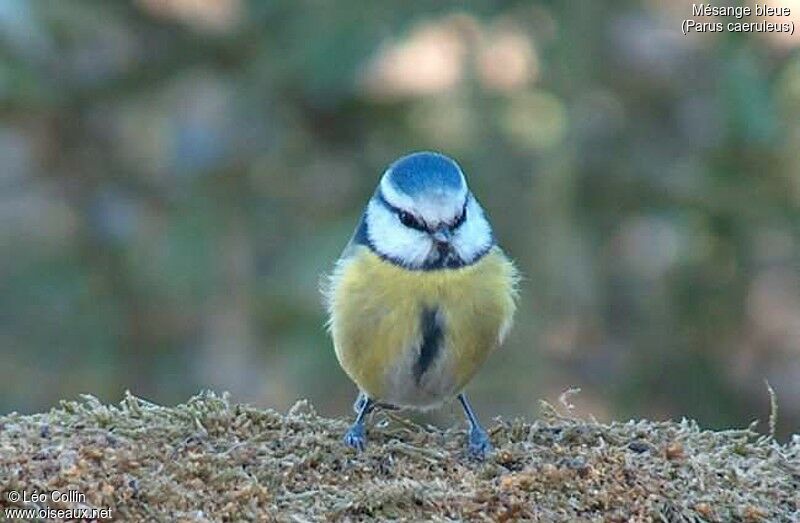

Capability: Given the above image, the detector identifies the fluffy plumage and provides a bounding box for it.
[324,151,518,456]
[326,245,517,408]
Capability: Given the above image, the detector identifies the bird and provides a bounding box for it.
[323,151,518,459]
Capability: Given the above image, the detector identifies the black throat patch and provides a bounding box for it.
[414,307,444,383]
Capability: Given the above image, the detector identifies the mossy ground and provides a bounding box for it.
[1,391,798,522]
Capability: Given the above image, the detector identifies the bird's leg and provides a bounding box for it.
[344,393,374,451]
[354,392,397,413]
[352,392,373,414]
[457,393,492,459]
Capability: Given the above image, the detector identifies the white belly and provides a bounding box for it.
[380,341,460,409]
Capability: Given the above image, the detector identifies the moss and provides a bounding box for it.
[1,391,798,521]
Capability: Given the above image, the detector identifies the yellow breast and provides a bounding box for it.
[326,246,518,407]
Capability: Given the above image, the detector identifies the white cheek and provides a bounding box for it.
[366,199,432,268]
[452,197,493,263]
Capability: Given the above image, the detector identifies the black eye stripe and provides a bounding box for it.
[399,211,426,231]
[451,199,468,229]
[376,189,467,232]
[376,190,427,231]
[376,190,402,215]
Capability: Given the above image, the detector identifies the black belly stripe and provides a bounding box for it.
[414,307,443,383]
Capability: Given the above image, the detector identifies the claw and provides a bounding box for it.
[467,426,492,460]
[458,393,492,460]
[345,393,373,451]
[343,422,366,451]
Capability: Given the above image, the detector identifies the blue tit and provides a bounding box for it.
[324,151,518,459]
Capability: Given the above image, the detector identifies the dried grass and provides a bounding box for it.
[1,391,798,521]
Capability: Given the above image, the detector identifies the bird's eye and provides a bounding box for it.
[398,211,424,230]
[452,206,467,229]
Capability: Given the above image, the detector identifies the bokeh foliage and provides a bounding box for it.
[1,0,799,437]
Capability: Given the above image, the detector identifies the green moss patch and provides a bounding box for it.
[1,392,798,521]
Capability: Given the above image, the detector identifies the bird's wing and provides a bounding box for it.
[320,207,370,311]
[338,207,370,261]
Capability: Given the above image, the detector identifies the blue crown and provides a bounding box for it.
[387,152,464,197]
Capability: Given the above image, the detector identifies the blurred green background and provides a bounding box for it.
[1,0,799,437]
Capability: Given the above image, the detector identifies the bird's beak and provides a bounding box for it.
[431,228,452,245]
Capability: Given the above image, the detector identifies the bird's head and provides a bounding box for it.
[365,151,493,270]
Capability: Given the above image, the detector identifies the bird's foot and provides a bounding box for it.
[467,426,492,460]
[343,423,366,451]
